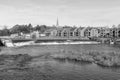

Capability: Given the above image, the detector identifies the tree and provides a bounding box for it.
[118,24,120,28]
[10,24,33,34]
[112,25,116,28]
[34,25,41,31]
[28,23,33,32]
[34,25,47,33]
[0,26,10,36]
[10,24,21,34]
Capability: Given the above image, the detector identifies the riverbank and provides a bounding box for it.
[1,44,120,80]
[0,50,120,71]
[0,46,120,80]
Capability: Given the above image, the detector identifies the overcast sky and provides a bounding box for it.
[0,0,120,27]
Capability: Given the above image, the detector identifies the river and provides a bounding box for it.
[0,44,120,80]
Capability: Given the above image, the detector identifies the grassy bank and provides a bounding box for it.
[51,51,120,67]
[0,51,120,72]
[0,54,33,71]
[0,53,55,80]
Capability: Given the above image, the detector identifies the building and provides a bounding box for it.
[44,28,58,37]
[99,27,111,38]
[60,27,71,37]
[90,28,99,37]
[56,28,64,37]
[39,26,109,39]
[110,28,120,38]
[56,18,59,27]
[10,33,19,38]
[73,27,82,37]
[56,27,89,38]
[84,27,91,37]
[80,27,88,37]
[31,31,39,39]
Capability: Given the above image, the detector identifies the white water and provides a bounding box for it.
[13,41,34,47]
[33,41,100,45]
[5,41,100,47]
[5,41,34,47]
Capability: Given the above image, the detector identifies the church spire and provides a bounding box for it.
[56,18,59,27]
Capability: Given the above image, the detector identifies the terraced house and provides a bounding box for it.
[60,27,81,38]
[99,27,111,38]
[43,27,91,38]
[41,26,110,39]
[84,27,99,38]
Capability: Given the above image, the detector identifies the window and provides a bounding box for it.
[118,31,120,37]
[59,33,61,36]
[70,32,73,36]
[64,32,67,36]
[113,31,115,37]
[76,32,79,36]
[89,32,90,36]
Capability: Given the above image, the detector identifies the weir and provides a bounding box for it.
[0,39,5,46]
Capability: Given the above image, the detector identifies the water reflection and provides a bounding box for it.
[31,59,120,80]
[96,64,120,74]
[54,58,92,66]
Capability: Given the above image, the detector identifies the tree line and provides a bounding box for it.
[0,24,49,36]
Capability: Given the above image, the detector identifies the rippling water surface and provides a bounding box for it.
[1,44,120,80]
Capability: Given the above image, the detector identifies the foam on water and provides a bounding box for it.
[32,41,100,45]
[5,41,100,47]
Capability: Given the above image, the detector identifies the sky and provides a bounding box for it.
[0,0,120,28]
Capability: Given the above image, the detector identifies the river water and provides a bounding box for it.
[1,44,120,80]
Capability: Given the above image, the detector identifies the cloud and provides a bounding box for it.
[0,0,120,27]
